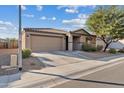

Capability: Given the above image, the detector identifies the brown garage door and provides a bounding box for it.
[31,35,65,52]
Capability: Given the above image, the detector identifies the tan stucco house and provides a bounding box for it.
[22,28,96,52]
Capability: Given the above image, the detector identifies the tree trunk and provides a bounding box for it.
[103,43,109,52]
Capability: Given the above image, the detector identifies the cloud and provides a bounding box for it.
[65,8,78,14]
[62,19,86,27]
[0,21,13,26]
[62,19,86,31]
[36,5,43,11]
[40,16,47,20]
[57,5,96,14]
[0,20,18,38]
[0,27,7,30]
[78,14,89,19]
[51,17,56,21]
[62,14,89,29]
[23,14,34,18]
[58,5,79,14]
[40,16,56,21]
[21,5,26,10]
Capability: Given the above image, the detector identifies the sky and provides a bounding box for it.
[0,5,98,39]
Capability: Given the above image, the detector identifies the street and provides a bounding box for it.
[53,60,124,88]
[2,52,124,88]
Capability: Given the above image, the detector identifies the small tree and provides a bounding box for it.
[86,6,124,52]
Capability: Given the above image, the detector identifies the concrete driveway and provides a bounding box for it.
[31,51,124,67]
[31,51,89,67]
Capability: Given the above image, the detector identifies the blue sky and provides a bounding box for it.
[22,5,97,30]
[0,5,18,39]
[0,5,98,39]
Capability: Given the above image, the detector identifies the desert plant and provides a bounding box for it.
[82,43,97,52]
[90,47,97,52]
[86,6,124,52]
[22,49,31,58]
[108,48,117,54]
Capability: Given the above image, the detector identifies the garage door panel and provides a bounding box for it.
[31,35,64,51]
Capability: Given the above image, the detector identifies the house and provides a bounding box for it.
[108,40,124,49]
[96,36,124,50]
[0,38,18,49]
[22,28,96,52]
[22,28,124,52]
[0,38,8,49]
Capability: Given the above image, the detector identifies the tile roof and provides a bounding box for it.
[23,28,67,34]
[72,27,96,36]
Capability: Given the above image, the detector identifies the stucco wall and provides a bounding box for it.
[96,38,105,47]
[22,30,66,51]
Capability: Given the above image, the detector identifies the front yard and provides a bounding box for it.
[23,51,124,69]
[22,57,45,72]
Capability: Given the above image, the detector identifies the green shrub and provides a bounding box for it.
[82,43,90,51]
[96,45,103,51]
[118,48,124,53]
[90,47,97,51]
[22,49,31,58]
[108,48,117,54]
[82,43,97,52]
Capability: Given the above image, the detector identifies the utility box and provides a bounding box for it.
[10,54,17,67]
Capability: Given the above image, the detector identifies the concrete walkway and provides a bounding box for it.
[5,55,124,88]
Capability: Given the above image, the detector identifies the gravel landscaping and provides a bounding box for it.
[22,57,45,72]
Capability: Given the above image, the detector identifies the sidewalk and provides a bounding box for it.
[6,55,124,88]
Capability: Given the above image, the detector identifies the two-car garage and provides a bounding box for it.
[30,35,65,52]
[22,28,67,52]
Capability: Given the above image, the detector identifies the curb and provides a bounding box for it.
[11,57,124,88]
[49,58,124,88]
[49,59,124,88]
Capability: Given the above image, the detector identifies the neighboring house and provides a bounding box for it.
[0,38,8,49]
[108,40,124,49]
[0,38,18,49]
[22,28,96,52]
[96,36,124,50]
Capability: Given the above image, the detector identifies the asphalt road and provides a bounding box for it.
[53,60,124,88]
